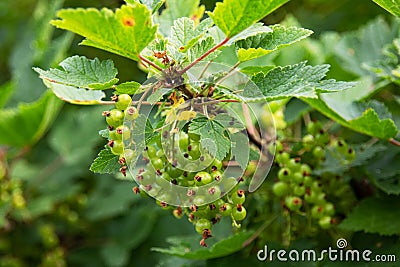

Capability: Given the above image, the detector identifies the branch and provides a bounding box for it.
[389,138,400,147]
[178,37,230,75]
[139,54,163,72]
[242,103,262,147]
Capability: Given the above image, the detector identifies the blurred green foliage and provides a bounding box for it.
[0,0,399,266]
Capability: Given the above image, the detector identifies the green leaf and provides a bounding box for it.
[303,97,399,140]
[51,4,157,61]
[0,81,14,108]
[42,80,106,105]
[34,56,118,90]
[340,196,400,235]
[188,37,221,62]
[367,146,400,195]
[115,81,141,95]
[334,17,399,77]
[208,0,289,38]
[90,147,120,174]
[239,65,275,75]
[155,0,204,36]
[235,25,313,62]
[152,231,254,260]
[246,62,356,101]
[372,0,400,16]
[189,116,231,160]
[0,91,62,147]
[214,113,245,130]
[169,17,213,52]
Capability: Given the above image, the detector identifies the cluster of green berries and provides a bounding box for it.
[0,175,26,211]
[132,130,247,247]
[102,93,138,175]
[272,121,357,230]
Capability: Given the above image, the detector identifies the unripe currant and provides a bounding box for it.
[108,140,124,155]
[318,216,332,229]
[272,181,289,197]
[285,196,302,211]
[195,218,211,234]
[345,148,356,161]
[231,189,245,204]
[275,151,290,166]
[194,171,213,185]
[125,106,139,120]
[105,109,124,127]
[115,94,132,111]
[232,204,247,221]
[333,139,348,155]
[219,203,233,216]
[121,149,135,164]
[278,168,292,182]
[116,125,131,140]
[312,146,325,160]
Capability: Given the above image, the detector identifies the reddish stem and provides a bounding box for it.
[178,37,230,75]
[139,54,163,72]
[389,138,400,147]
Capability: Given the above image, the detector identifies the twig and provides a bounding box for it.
[389,138,400,147]
[139,54,163,72]
[242,103,262,146]
[178,37,230,75]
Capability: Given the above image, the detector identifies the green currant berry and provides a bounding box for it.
[318,216,332,229]
[178,132,189,150]
[293,185,306,196]
[125,106,139,120]
[213,199,225,209]
[211,170,223,181]
[345,148,356,161]
[151,158,164,170]
[275,152,290,166]
[209,159,223,172]
[145,146,157,159]
[287,158,301,172]
[109,130,119,140]
[115,94,132,111]
[307,121,323,135]
[121,149,135,164]
[272,181,289,197]
[106,109,124,127]
[219,203,233,216]
[333,139,348,155]
[315,132,330,145]
[312,146,325,160]
[188,143,201,159]
[166,165,183,178]
[302,134,315,150]
[324,202,335,216]
[116,125,131,140]
[231,189,246,204]
[195,218,211,234]
[285,196,302,211]
[194,171,213,185]
[292,172,304,184]
[311,205,325,219]
[303,176,313,186]
[300,164,312,176]
[208,186,221,197]
[109,140,124,155]
[278,168,292,182]
[232,204,247,221]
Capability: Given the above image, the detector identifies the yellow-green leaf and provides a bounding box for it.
[51,4,157,61]
[208,0,289,38]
